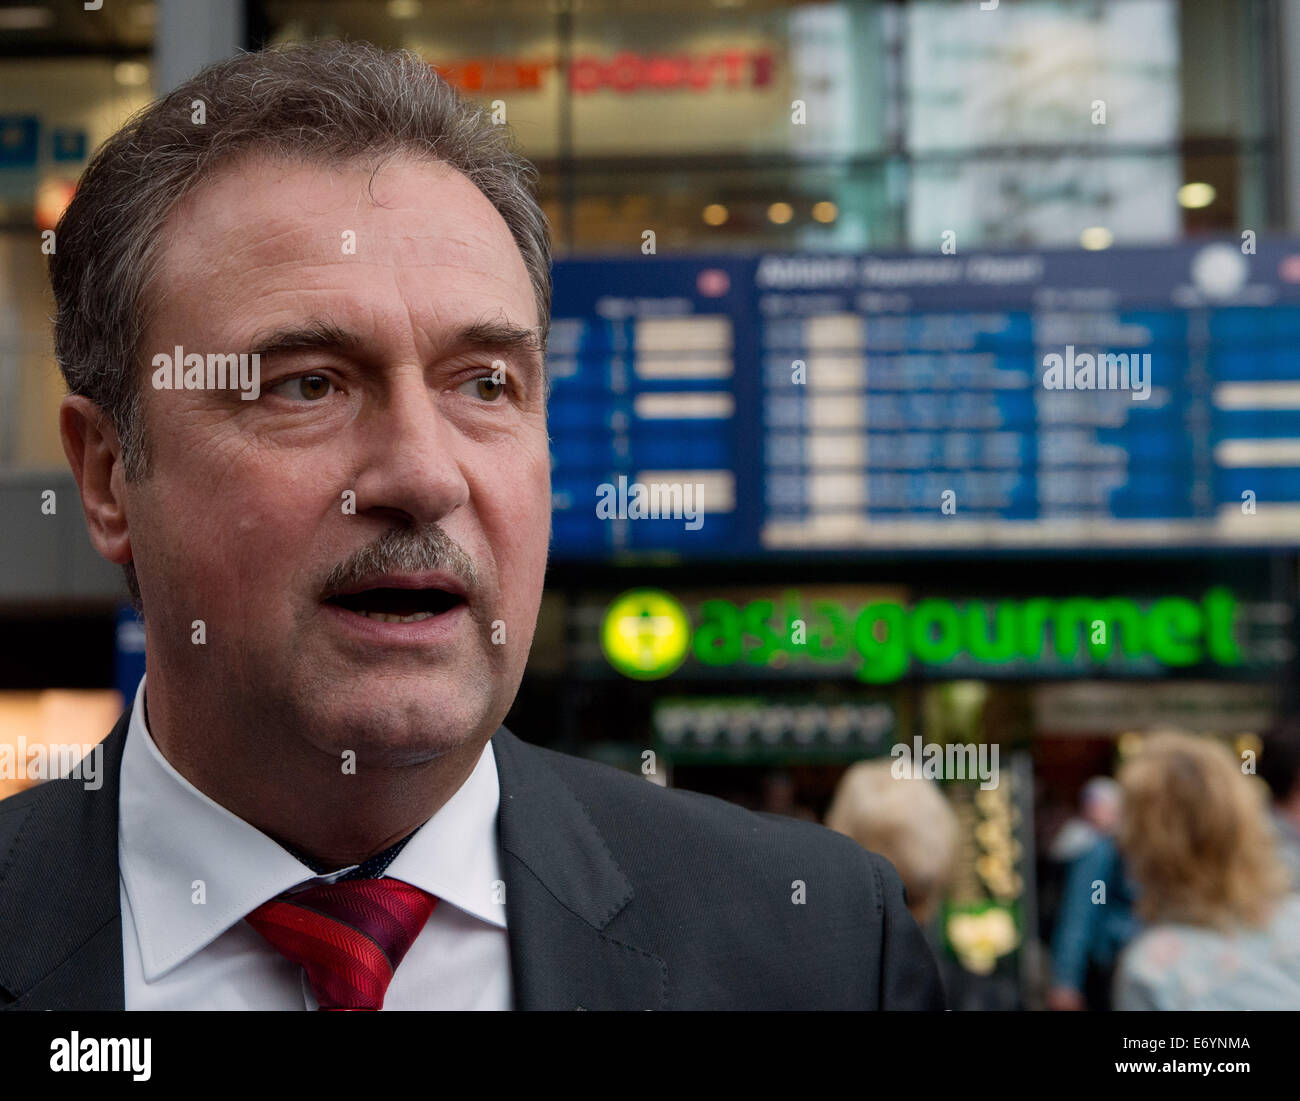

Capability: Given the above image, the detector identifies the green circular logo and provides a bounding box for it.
[601,589,691,680]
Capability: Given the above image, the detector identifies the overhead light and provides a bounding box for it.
[767,202,794,225]
[387,0,422,17]
[1080,226,1113,250]
[1178,181,1217,209]
[114,61,150,86]
[702,203,728,226]
[811,201,838,224]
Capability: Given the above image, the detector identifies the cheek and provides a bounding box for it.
[492,493,550,575]
[479,453,550,596]
[481,433,550,516]
[143,452,330,600]
[518,456,554,565]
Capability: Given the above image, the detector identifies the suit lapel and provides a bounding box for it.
[491,728,666,1010]
[2,716,668,1011]
[0,711,128,1010]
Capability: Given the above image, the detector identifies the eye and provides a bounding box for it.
[269,374,335,401]
[457,373,506,402]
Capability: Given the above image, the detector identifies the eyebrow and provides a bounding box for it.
[244,318,546,380]
[245,319,368,360]
[448,320,546,375]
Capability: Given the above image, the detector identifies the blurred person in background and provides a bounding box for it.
[760,769,818,822]
[1258,717,1300,890]
[1113,732,1300,1010]
[1047,775,1138,1012]
[1049,777,1121,863]
[826,760,1018,1010]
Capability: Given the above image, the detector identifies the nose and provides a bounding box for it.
[348,366,470,526]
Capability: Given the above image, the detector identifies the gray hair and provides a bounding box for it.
[48,40,553,610]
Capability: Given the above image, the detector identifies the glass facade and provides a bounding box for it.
[253,0,1279,254]
[0,0,1284,469]
[0,1,155,468]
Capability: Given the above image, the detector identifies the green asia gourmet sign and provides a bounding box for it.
[600,587,1244,683]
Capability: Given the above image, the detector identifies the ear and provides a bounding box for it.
[59,395,133,567]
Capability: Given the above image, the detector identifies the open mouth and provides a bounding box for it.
[324,586,466,624]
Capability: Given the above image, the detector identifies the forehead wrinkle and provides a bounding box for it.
[162,158,509,275]
[155,243,531,344]
[177,224,516,296]
[144,165,537,355]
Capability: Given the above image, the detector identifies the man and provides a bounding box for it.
[1047,778,1138,1012]
[0,41,942,1010]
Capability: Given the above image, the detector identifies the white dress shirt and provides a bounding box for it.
[118,675,511,1009]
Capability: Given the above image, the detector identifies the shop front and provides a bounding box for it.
[523,563,1294,1007]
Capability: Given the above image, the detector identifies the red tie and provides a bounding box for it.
[246,877,437,1010]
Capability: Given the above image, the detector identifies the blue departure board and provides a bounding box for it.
[547,241,1300,558]
[547,257,754,555]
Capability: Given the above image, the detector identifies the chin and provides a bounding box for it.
[297,693,498,768]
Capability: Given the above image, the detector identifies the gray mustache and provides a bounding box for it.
[321,524,479,600]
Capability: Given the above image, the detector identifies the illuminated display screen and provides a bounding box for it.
[548,241,1300,557]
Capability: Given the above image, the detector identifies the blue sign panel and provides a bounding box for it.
[547,241,1300,558]
[51,127,87,162]
[0,116,39,168]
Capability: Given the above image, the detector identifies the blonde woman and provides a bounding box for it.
[825,760,959,928]
[1114,732,1300,1010]
[825,759,1019,1010]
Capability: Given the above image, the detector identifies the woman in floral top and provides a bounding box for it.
[1114,731,1300,1010]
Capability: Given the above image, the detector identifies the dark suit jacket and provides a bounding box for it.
[0,709,945,1010]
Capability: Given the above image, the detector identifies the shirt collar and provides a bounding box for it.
[118,674,504,983]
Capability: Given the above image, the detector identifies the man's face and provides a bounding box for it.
[128,151,550,764]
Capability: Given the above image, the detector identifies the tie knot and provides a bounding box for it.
[246,877,437,1010]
